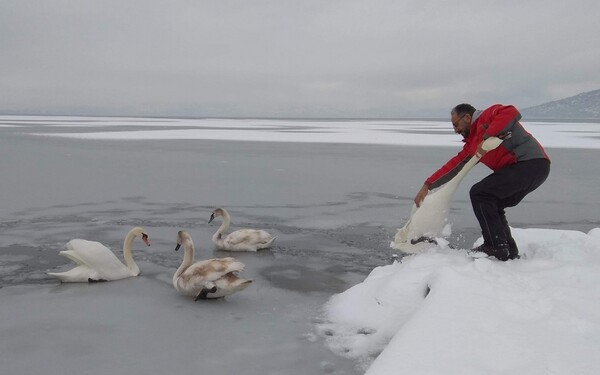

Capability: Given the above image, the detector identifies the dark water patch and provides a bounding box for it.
[268,225,396,275]
[0,244,65,286]
[260,264,347,293]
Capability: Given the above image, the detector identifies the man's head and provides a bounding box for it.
[451,103,476,138]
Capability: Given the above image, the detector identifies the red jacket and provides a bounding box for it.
[425,104,549,189]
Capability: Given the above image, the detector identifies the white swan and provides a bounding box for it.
[47,227,150,282]
[392,137,504,253]
[208,207,276,252]
[173,230,252,300]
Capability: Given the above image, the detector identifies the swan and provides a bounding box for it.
[47,227,150,282]
[208,207,276,251]
[173,230,252,300]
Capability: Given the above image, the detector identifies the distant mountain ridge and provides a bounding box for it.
[521,89,600,120]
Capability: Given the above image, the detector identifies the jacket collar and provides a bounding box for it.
[471,109,482,124]
[461,109,481,141]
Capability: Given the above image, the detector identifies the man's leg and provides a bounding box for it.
[470,159,550,258]
[470,180,512,248]
[498,209,519,259]
[497,159,550,259]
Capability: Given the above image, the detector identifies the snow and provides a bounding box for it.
[1,115,600,374]
[318,228,600,374]
[13,115,600,149]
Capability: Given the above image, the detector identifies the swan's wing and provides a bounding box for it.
[181,258,245,283]
[224,229,274,247]
[47,265,102,283]
[257,231,276,246]
[209,274,253,298]
[64,239,128,279]
[59,250,86,266]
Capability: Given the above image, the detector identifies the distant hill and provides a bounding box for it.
[521,89,600,120]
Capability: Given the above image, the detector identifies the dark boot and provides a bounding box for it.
[471,243,510,261]
[499,211,519,260]
[507,237,520,260]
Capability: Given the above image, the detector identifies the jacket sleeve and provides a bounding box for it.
[425,143,473,190]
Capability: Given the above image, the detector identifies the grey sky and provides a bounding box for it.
[1,0,599,118]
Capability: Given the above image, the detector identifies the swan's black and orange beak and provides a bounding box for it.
[174,243,181,251]
[142,233,151,246]
[208,213,215,224]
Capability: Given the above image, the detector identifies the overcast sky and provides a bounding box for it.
[1,0,599,118]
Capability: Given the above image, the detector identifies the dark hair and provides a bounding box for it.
[452,103,476,116]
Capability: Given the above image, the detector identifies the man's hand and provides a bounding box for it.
[476,140,488,158]
[414,184,429,207]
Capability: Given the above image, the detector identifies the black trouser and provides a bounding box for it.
[470,158,550,247]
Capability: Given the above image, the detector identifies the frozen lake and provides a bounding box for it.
[1,116,600,374]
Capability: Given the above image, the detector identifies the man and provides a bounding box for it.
[414,103,550,261]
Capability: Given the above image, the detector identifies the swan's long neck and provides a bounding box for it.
[174,239,195,280]
[123,230,139,273]
[216,211,231,236]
